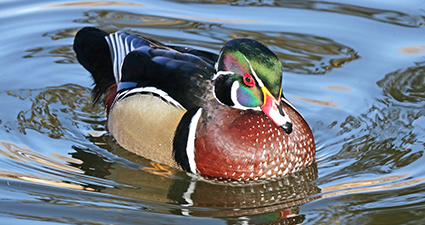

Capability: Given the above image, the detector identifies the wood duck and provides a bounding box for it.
[73,27,315,181]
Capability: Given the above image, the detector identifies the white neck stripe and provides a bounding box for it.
[186,108,203,174]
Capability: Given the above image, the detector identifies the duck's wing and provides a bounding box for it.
[73,27,217,108]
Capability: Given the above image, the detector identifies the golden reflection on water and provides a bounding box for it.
[19,177,95,191]
[175,15,260,23]
[0,142,83,173]
[0,141,95,191]
[325,85,352,92]
[292,95,340,108]
[321,174,425,197]
[45,1,146,8]
[398,45,425,55]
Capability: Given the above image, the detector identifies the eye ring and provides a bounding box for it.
[243,73,255,87]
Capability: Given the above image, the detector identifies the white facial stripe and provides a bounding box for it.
[186,108,203,174]
[212,71,234,81]
[242,54,265,87]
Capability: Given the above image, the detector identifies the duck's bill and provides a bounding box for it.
[260,86,293,134]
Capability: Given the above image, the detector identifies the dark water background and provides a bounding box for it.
[1,0,425,224]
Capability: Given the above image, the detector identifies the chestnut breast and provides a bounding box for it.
[194,100,315,180]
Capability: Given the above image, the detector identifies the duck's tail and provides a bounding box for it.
[74,27,155,104]
[73,27,115,103]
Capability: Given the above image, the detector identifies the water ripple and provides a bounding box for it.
[6,84,104,139]
[317,62,425,184]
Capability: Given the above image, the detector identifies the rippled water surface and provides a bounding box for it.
[1,0,425,224]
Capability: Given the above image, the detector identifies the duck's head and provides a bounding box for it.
[213,38,293,134]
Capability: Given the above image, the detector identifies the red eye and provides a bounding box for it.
[243,74,255,87]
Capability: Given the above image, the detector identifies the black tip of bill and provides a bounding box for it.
[281,121,293,135]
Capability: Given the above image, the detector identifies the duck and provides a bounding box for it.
[73,27,315,181]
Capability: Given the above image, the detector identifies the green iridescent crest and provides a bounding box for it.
[216,38,283,99]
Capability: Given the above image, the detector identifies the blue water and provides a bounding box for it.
[0,0,425,224]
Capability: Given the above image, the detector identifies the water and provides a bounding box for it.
[0,0,425,224]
